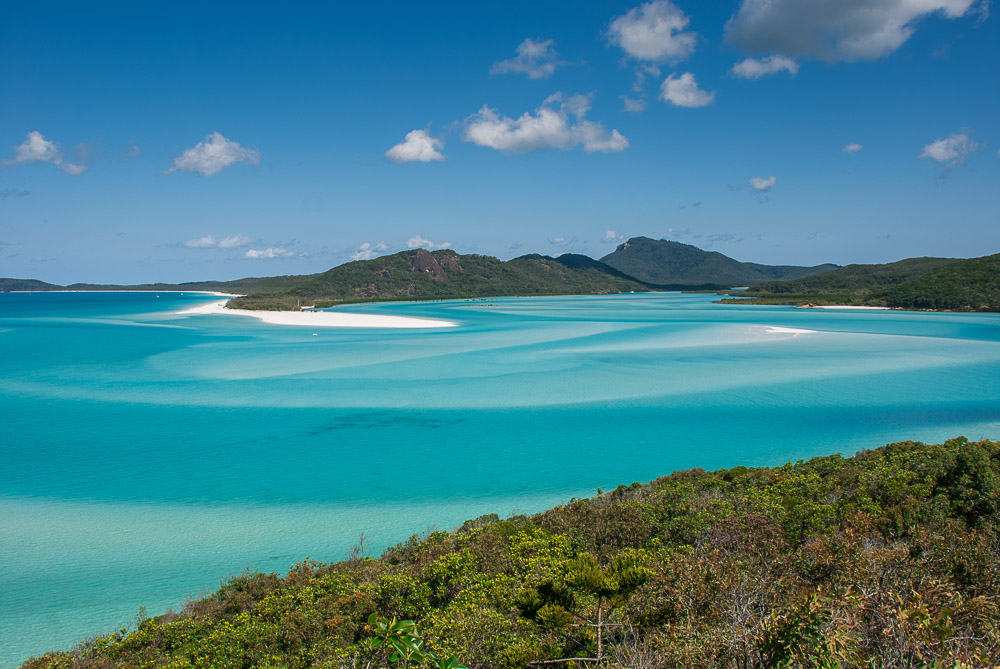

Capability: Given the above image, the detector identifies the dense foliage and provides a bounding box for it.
[600,237,837,286]
[227,250,651,310]
[23,437,1000,668]
[718,255,1000,311]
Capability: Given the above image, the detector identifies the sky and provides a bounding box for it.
[1,0,998,284]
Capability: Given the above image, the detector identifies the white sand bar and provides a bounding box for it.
[763,325,817,335]
[812,305,890,310]
[177,299,457,328]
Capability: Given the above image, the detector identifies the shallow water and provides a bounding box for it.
[2,291,999,667]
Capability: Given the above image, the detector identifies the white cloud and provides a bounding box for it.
[549,236,573,247]
[843,143,863,153]
[351,241,389,260]
[620,95,648,112]
[659,72,715,107]
[491,38,561,79]
[407,236,451,250]
[218,234,253,249]
[167,132,261,176]
[244,247,294,259]
[731,55,799,79]
[184,234,253,250]
[749,176,777,191]
[3,131,88,175]
[185,236,218,249]
[725,0,979,63]
[463,93,628,154]
[608,1,698,63]
[919,132,977,168]
[385,129,445,163]
[602,230,625,244]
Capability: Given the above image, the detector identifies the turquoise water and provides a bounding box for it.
[2,291,999,667]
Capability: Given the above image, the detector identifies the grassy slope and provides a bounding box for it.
[599,237,838,286]
[22,437,1000,668]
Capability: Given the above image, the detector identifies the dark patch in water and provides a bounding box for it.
[302,413,463,435]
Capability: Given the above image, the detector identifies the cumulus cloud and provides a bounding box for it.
[843,143,863,153]
[385,129,445,163]
[351,241,389,260]
[548,236,575,247]
[407,235,451,250]
[749,175,777,191]
[660,72,715,107]
[463,93,629,154]
[725,0,979,63]
[3,131,88,175]
[608,1,698,63]
[602,230,625,244]
[244,247,294,259]
[167,132,261,176]
[731,55,799,79]
[184,234,253,250]
[491,38,562,79]
[919,132,977,168]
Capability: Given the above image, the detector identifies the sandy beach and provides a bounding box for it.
[810,305,890,310]
[177,299,457,328]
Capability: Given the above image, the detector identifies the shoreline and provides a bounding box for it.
[176,299,457,329]
[801,305,891,310]
[7,290,240,296]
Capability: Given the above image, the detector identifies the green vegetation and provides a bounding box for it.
[23,437,1000,668]
[0,278,65,291]
[717,254,1000,311]
[227,250,651,310]
[599,237,838,287]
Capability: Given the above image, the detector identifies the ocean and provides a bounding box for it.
[2,291,998,667]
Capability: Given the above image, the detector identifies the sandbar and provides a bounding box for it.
[763,326,817,335]
[808,305,890,310]
[177,299,457,328]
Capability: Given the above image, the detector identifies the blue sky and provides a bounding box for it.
[2,0,998,283]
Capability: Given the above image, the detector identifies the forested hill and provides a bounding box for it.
[0,278,65,291]
[22,437,1000,668]
[719,253,1000,311]
[600,236,838,286]
[227,249,656,309]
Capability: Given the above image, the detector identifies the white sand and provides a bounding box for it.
[763,326,817,335]
[177,299,457,328]
[812,305,890,310]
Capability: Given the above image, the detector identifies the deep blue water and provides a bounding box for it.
[2,291,999,667]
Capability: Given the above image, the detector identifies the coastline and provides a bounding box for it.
[7,290,240,296]
[176,299,457,328]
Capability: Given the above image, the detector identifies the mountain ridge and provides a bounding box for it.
[599,237,839,286]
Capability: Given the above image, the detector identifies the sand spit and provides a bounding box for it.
[177,300,457,328]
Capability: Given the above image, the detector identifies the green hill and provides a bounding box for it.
[21,437,1000,668]
[873,254,1000,310]
[0,278,65,291]
[600,237,838,286]
[228,249,651,309]
[718,254,998,311]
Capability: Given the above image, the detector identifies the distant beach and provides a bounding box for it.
[176,299,457,328]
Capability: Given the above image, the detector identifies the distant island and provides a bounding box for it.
[3,238,998,312]
[21,437,1000,668]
